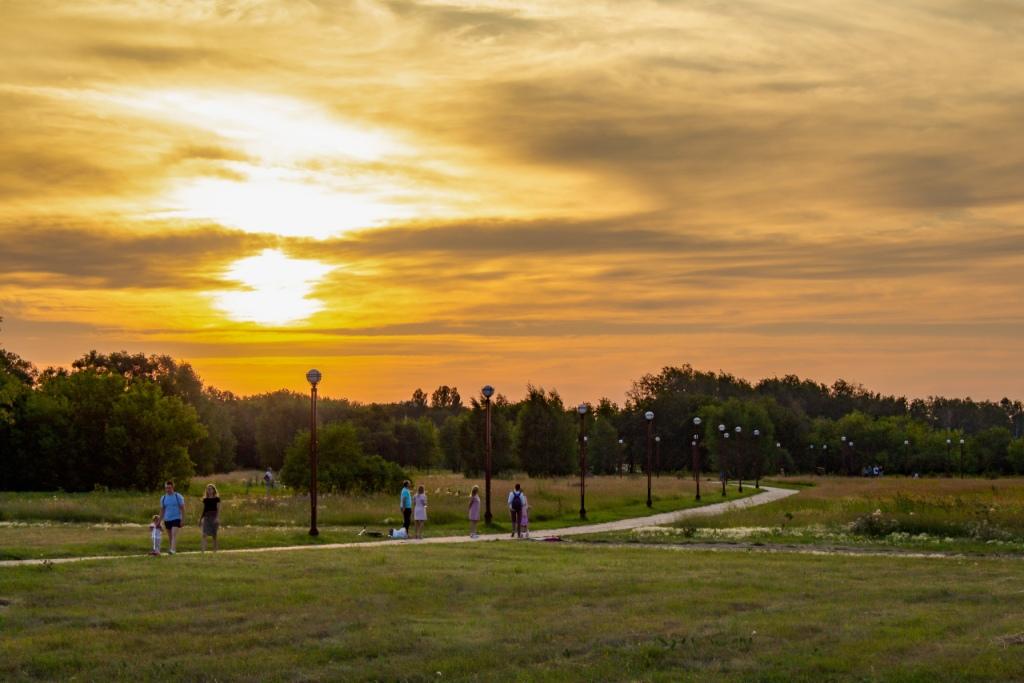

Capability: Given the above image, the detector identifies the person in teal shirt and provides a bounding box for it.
[399,480,412,533]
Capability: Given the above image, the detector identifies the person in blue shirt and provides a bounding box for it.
[399,480,413,533]
[158,480,186,555]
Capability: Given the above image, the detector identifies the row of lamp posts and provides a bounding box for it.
[303,371,756,536]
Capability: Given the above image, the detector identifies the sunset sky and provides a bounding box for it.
[1,0,1022,403]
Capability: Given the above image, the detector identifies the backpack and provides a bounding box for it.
[511,491,523,512]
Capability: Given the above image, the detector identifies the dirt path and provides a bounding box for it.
[0,485,797,568]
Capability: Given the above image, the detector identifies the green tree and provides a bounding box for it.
[587,415,621,475]
[514,386,574,476]
[1007,438,1024,475]
[104,381,204,490]
[281,422,406,493]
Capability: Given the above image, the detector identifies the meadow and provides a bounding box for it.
[2,542,1022,681]
[588,476,1024,554]
[0,472,755,560]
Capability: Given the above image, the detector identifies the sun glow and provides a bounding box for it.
[212,249,335,325]
[106,89,423,238]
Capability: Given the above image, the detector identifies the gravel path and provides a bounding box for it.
[0,485,797,568]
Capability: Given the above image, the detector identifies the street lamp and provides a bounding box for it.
[305,368,321,537]
[946,438,952,477]
[654,435,661,478]
[752,428,761,488]
[959,438,965,479]
[735,425,743,492]
[692,416,702,501]
[841,435,848,476]
[617,438,624,477]
[578,403,588,520]
[482,385,495,525]
[645,410,655,507]
[718,423,727,496]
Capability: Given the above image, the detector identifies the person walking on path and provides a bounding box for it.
[199,484,221,553]
[263,468,274,497]
[413,485,428,539]
[468,485,481,538]
[399,480,413,533]
[508,484,526,538]
[148,515,162,556]
[158,480,186,555]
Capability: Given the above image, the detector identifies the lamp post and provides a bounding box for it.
[645,410,654,507]
[692,416,702,501]
[735,426,743,492]
[752,428,760,488]
[617,438,624,477]
[578,403,588,520]
[305,368,321,537]
[482,385,494,525]
[841,435,848,475]
[718,423,727,495]
[654,436,661,478]
[958,438,965,479]
[849,441,855,475]
[946,438,952,477]
[904,439,910,471]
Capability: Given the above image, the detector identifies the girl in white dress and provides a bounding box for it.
[413,485,428,539]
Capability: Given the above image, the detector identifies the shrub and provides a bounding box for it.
[849,509,900,537]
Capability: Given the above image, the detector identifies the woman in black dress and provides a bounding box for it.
[199,484,221,552]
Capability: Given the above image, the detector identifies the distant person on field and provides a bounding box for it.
[149,514,162,556]
[263,467,274,496]
[468,485,481,538]
[508,483,526,538]
[413,485,428,539]
[199,483,221,552]
[159,480,185,555]
[399,480,413,533]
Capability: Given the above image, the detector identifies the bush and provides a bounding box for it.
[848,509,900,537]
[281,422,407,494]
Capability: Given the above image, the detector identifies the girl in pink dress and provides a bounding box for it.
[468,485,481,538]
[519,501,530,538]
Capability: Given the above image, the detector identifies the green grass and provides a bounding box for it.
[1,543,1022,681]
[0,473,758,560]
[582,477,1024,555]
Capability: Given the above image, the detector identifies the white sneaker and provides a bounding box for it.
[169,549,176,555]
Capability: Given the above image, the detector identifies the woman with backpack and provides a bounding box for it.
[507,483,526,538]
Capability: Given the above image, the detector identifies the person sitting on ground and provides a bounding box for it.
[508,484,526,538]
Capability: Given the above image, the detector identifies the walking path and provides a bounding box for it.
[0,485,797,568]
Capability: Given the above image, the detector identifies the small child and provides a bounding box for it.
[149,514,162,556]
[519,503,530,539]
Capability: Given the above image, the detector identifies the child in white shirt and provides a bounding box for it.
[149,514,162,555]
[520,503,530,538]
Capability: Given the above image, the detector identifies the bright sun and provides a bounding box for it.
[212,249,334,325]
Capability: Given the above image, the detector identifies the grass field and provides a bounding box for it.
[2,542,1022,681]
[0,472,757,560]
[586,477,1024,555]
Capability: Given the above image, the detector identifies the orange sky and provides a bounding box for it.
[1,1,1022,403]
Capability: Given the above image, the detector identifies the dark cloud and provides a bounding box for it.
[0,222,276,289]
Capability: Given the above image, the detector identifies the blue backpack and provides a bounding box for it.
[511,491,523,512]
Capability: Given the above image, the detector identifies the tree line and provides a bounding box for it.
[2,337,1023,491]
